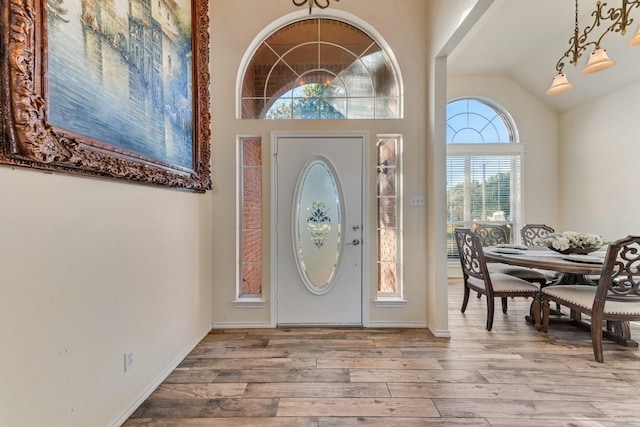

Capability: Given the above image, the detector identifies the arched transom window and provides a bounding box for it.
[446,98,514,143]
[240,18,401,120]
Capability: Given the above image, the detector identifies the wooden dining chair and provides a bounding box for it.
[473,223,510,246]
[454,228,541,331]
[472,223,549,287]
[520,224,555,246]
[541,235,640,362]
[520,224,561,283]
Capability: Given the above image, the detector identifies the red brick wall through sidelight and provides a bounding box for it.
[377,138,398,294]
[241,138,262,295]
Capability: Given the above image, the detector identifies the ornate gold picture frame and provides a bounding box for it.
[0,0,211,191]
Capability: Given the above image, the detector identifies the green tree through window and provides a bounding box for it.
[240,18,401,120]
[266,84,345,120]
[447,171,511,223]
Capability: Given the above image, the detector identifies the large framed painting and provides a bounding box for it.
[0,0,211,191]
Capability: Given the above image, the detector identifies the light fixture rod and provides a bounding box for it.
[555,0,599,73]
[293,0,340,15]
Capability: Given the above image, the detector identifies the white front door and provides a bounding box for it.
[274,134,363,325]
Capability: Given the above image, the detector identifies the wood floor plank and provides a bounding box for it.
[348,368,488,383]
[150,383,248,399]
[185,349,290,359]
[590,400,640,421]
[244,382,390,398]
[213,368,349,383]
[436,359,573,371]
[479,369,624,386]
[433,398,607,419]
[400,349,524,360]
[317,357,441,370]
[187,338,269,349]
[191,357,316,370]
[175,359,198,370]
[613,371,640,384]
[266,339,376,349]
[318,417,491,426]
[388,383,539,399]
[289,348,405,358]
[399,340,488,350]
[131,398,279,418]
[276,397,440,417]
[558,358,640,371]
[487,419,632,427]
[526,384,638,401]
[124,417,319,427]
[163,370,218,384]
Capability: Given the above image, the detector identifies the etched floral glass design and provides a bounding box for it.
[294,159,343,295]
[306,201,331,248]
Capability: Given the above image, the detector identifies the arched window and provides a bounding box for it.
[446,98,523,259]
[447,98,514,143]
[239,17,401,119]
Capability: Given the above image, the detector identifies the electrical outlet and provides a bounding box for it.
[124,351,134,372]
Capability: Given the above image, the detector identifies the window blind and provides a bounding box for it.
[447,154,522,258]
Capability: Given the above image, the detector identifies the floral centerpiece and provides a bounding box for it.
[538,231,605,254]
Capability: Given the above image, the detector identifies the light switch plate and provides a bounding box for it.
[410,195,426,207]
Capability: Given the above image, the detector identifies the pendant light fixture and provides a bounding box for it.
[581,47,616,74]
[546,0,640,95]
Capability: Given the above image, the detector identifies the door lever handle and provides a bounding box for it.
[347,239,360,246]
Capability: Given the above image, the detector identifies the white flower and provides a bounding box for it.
[539,231,604,250]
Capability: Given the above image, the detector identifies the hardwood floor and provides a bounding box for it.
[124,280,640,426]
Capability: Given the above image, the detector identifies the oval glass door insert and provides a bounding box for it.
[293,158,343,295]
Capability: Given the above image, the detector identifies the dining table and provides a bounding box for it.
[482,245,638,347]
[483,245,603,285]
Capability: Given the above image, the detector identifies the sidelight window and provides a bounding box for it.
[376,135,403,300]
[239,137,263,297]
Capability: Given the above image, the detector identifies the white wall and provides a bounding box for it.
[560,81,640,241]
[426,0,490,335]
[210,0,462,329]
[447,73,561,229]
[0,167,213,426]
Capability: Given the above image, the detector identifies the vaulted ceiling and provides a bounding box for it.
[447,0,640,112]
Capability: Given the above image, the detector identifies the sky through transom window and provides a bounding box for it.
[446,99,512,143]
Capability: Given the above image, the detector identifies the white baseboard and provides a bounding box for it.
[428,325,452,338]
[212,321,439,330]
[212,321,273,329]
[365,321,429,328]
[109,327,212,427]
